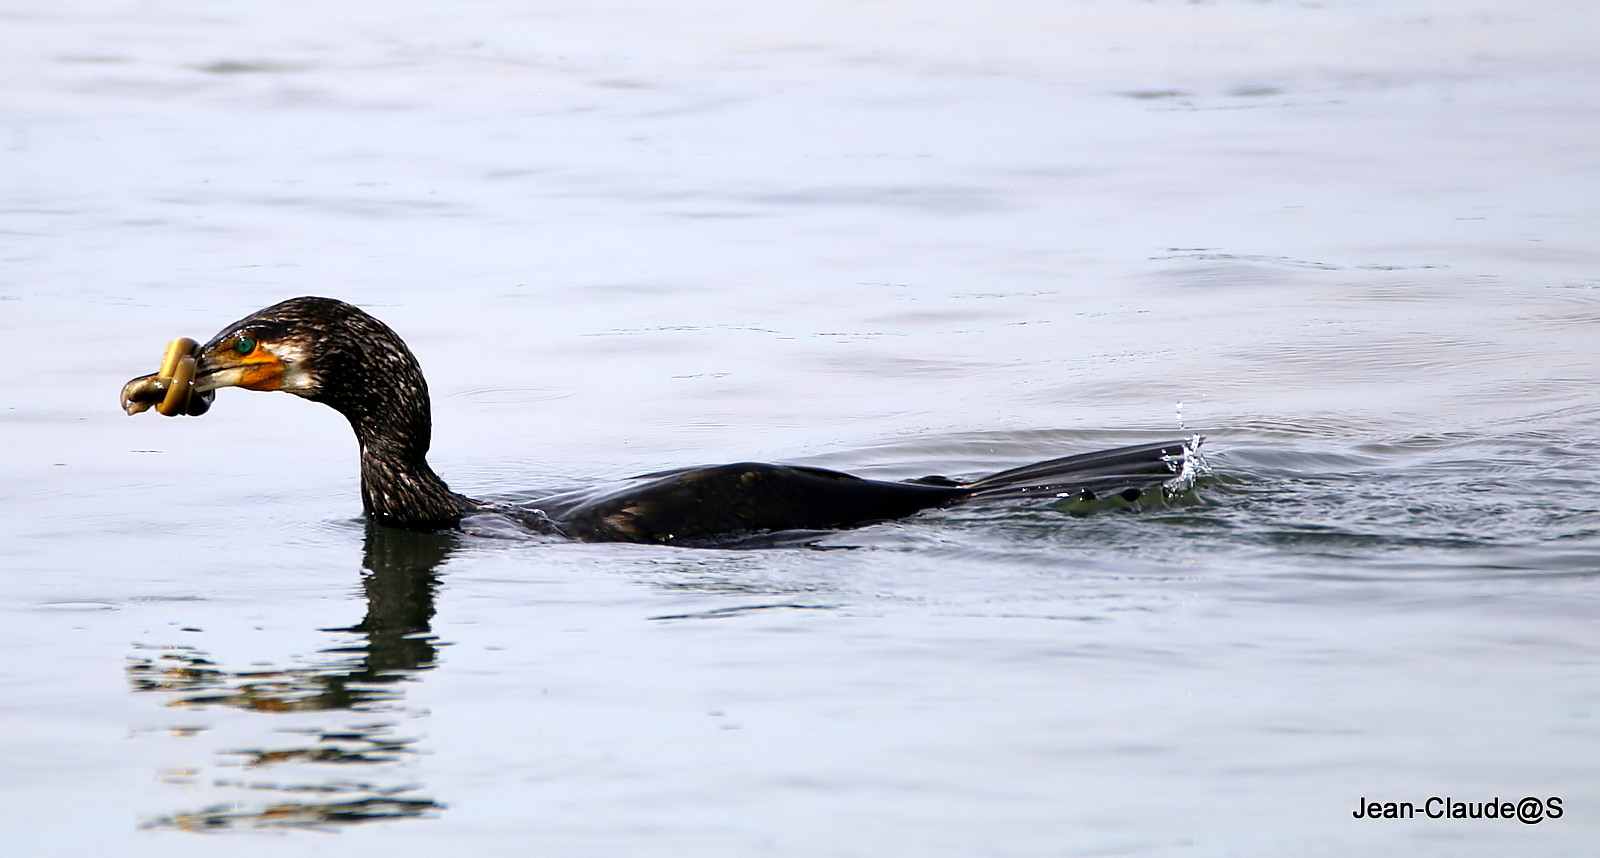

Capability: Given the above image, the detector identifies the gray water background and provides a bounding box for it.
[4,1,1600,854]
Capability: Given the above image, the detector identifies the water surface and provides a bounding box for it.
[4,1,1600,855]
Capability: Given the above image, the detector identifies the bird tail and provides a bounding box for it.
[955,437,1205,505]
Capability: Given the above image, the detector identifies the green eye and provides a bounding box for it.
[234,336,257,355]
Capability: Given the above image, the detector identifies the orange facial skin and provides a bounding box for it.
[223,341,287,391]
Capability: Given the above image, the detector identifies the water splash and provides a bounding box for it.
[1162,434,1211,496]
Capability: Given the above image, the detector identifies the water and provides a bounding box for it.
[4,0,1600,854]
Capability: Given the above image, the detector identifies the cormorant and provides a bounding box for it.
[122,297,1198,543]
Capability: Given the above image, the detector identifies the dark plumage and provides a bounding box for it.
[177,296,1197,542]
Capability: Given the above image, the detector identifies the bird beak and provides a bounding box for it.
[193,343,287,393]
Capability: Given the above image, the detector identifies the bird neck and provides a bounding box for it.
[323,354,474,531]
[354,420,474,531]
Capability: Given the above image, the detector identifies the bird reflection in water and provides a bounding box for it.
[128,523,454,831]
